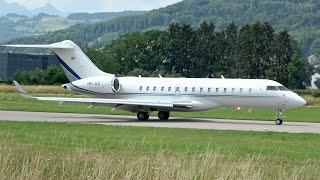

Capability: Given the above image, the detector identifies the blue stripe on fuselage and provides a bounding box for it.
[54,53,81,80]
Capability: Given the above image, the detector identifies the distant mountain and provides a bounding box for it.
[32,3,64,16]
[0,11,146,43]
[2,0,320,55]
[0,0,62,16]
[0,0,29,16]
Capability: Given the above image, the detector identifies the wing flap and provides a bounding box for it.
[36,97,174,108]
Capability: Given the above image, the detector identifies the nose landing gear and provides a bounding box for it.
[275,108,283,125]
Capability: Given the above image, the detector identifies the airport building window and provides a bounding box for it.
[224,88,227,93]
[168,87,172,91]
[192,87,195,92]
[161,87,164,91]
[240,88,243,93]
[153,86,156,91]
[208,88,211,92]
[146,86,149,91]
[139,86,143,91]
[216,88,219,92]
[200,87,203,92]
[185,87,188,92]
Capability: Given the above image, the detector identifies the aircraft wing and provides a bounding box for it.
[13,81,192,109]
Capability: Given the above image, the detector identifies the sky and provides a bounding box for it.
[4,0,183,12]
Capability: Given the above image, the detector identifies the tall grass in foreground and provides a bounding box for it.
[0,141,316,179]
[0,84,76,94]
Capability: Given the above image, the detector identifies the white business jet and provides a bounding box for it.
[5,40,306,125]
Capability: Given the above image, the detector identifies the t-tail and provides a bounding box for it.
[3,40,113,82]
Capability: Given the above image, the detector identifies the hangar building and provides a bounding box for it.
[0,53,59,81]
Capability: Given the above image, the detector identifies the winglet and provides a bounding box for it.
[13,81,33,99]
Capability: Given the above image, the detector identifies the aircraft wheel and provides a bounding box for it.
[275,118,283,125]
[137,112,149,121]
[158,111,170,120]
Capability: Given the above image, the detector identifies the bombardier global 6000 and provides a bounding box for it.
[5,40,306,125]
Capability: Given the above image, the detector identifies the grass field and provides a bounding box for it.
[1,93,320,123]
[0,121,319,179]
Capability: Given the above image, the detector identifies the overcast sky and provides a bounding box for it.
[4,0,182,12]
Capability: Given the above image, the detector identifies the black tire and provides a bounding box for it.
[158,111,170,120]
[275,118,283,125]
[137,112,149,121]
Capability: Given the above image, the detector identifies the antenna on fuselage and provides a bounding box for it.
[159,74,163,78]
[221,75,225,79]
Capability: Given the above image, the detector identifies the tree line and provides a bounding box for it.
[14,21,313,89]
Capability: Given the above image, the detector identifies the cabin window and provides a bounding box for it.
[278,86,289,91]
[232,88,235,93]
[168,87,172,91]
[216,88,219,92]
[192,87,195,92]
[153,86,156,91]
[249,88,252,93]
[208,88,211,92]
[146,86,149,91]
[240,88,243,93]
[139,86,143,91]
[266,86,280,91]
[161,87,164,91]
[200,87,203,92]
[185,87,188,92]
[224,88,227,93]
[176,87,180,91]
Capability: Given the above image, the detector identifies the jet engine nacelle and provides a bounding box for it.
[63,76,120,94]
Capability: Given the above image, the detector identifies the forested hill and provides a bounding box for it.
[2,0,320,55]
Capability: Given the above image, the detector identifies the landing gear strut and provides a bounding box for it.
[275,108,283,125]
[158,111,170,120]
[137,111,149,121]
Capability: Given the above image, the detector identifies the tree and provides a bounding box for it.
[287,53,313,89]
[314,78,320,89]
[85,48,119,75]
[192,21,215,77]
[271,30,293,86]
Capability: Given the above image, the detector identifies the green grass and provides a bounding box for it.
[0,122,320,179]
[0,121,319,179]
[1,93,320,123]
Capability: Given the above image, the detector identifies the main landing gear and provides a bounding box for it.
[137,111,170,121]
[275,108,283,125]
[158,111,170,120]
[137,111,149,121]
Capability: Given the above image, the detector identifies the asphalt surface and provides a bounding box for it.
[0,110,319,134]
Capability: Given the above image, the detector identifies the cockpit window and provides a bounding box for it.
[266,86,279,91]
[278,86,289,91]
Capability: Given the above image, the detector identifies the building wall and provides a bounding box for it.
[0,53,59,81]
[0,53,8,81]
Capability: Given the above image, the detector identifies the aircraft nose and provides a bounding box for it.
[298,97,307,106]
[294,95,307,107]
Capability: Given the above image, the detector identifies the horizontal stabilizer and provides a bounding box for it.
[2,40,74,49]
